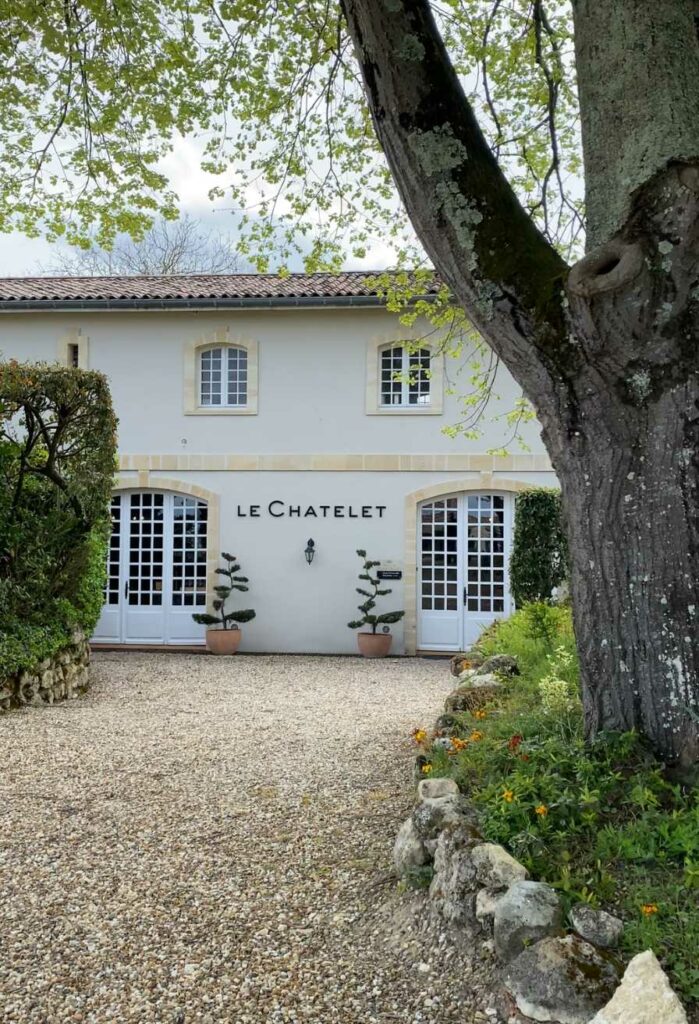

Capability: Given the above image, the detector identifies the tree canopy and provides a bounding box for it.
[0,1,581,265]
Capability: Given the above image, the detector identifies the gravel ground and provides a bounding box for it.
[0,653,497,1024]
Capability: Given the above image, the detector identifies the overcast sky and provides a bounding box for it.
[0,136,396,277]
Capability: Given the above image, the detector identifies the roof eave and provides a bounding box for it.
[0,292,434,313]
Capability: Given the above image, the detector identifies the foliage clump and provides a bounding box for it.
[192,552,255,630]
[347,549,404,634]
[510,488,567,606]
[0,361,117,675]
[414,603,699,1004]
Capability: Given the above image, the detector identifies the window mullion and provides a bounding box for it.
[403,345,412,407]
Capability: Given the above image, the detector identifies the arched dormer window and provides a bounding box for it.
[199,344,248,408]
[380,344,431,408]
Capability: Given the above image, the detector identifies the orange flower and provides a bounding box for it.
[421,763,433,775]
[641,903,658,916]
[469,730,484,742]
[502,789,515,803]
[473,709,488,720]
[535,804,548,817]
[451,737,468,751]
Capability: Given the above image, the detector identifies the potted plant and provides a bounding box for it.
[192,551,256,654]
[347,549,404,657]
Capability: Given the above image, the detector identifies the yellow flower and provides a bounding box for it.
[412,728,428,744]
[473,709,488,720]
[421,763,433,775]
[469,730,484,742]
[641,903,658,916]
[535,804,548,817]
[502,789,515,803]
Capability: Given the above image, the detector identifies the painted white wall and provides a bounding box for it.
[2,305,559,652]
[139,467,555,654]
[0,307,547,455]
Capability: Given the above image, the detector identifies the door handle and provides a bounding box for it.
[124,580,129,598]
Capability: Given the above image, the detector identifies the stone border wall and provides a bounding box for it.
[0,630,90,712]
[392,653,690,1024]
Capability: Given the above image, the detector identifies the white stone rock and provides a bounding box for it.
[467,671,502,689]
[393,817,429,875]
[570,903,623,948]
[475,888,502,922]
[428,828,480,928]
[471,843,529,891]
[505,935,619,1024]
[493,880,563,962]
[589,950,688,1024]
[417,777,460,802]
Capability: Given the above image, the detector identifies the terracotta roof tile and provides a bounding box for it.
[0,271,438,305]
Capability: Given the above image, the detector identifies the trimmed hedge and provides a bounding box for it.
[510,488,567,607]
[0,361,117,676]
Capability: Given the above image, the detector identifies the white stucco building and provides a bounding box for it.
[0,272,556,654]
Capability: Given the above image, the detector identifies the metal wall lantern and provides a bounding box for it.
[304,538,316,565]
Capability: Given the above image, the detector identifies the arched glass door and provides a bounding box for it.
[418,492,513,650]
[93,491,208,644]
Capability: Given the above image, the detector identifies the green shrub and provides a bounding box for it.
[0,621,77,677]
[420,606,699,1004]
[0,361,116,677]
[510,488,567,606]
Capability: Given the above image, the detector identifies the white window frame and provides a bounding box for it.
[199,344,249,409]
[365,334,443,415]
[184,329,258,416]
[379,343,432,409]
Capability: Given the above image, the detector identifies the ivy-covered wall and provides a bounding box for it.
[0,361,117,693]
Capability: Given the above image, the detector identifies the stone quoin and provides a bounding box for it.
[0,272,557,654]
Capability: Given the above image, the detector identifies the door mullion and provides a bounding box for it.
[119,493,129,643]
[458,493,464,652]
[163,493,174,644]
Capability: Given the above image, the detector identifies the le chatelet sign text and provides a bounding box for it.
[236,500,387,519]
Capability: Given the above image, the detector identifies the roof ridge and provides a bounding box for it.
[0,269,389,283]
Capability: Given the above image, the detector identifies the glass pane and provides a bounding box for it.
[172,496,208,608]
[464,494,508,616]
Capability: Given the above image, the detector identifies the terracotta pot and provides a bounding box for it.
[357,632,393,658]
[206,628,242,655]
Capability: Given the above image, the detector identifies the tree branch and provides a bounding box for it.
[340,0,571,401]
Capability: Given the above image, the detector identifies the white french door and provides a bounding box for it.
[93,491,208,645]
[418,492,513,651]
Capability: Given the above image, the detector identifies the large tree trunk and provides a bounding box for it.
[341,0,699,766]
[555,409,699,768]
[550,162,699,768]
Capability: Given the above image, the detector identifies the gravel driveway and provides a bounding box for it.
[0,653,495,1024]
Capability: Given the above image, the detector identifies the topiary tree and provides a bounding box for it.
[192,552,256,631]
[347,549,405,634]
[510,489,568,608]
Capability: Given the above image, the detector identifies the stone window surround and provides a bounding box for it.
[366,333,444,416]
[57,327,89,369]
[184,328,259,416]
